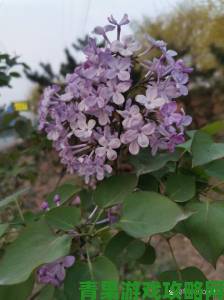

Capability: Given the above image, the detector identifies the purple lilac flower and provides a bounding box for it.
[95,136,121,160]
[107,56,131,81]
[121,122,156,155]
[37,256,75,287]
[40,201,49,211]
[72,196,81,206]
[136,85,168,110]
[53,194,61,207]
[108,14,130,27]
[38,14,192,185]
[117,100,142,128]
[110,35,141,56]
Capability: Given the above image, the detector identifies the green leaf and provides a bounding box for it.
[201,120,224,135]
[45,206,81,230]
[158,267,206,281]
[130,149,180,176]
[0,275,34,300]
[203,160,224,180]
[105,231,145,266]
[166,174,196,202]
[138,174,159,192]
[93,174,137,208]
[120,191,189,238]
[138,245,156,265]
[0,220,71,285]
[37,285,55,300]
[47,183,81,208]
[177,130,196,152]
[64,257,118,300]
[176,201,224,266]
[0,223,9,238]
[191,131,224,167]
[0,188,29,210]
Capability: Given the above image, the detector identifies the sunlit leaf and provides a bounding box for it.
[0,220,71,284]
[120,191,189,238]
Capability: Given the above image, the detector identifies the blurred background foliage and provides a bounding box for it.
[134,0,224,127]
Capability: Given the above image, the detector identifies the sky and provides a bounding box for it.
[0,0,182,105]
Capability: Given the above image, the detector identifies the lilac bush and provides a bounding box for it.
[39,14,192,185]
[2,14,224,299]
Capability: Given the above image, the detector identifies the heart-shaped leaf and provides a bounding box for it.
[192,131,224,167]
[120,191,189,238]
[203,159,224,181]
[176,201,224,266]
[105,231,145,266]
[93,174,137,208]
[158,267,206,281]
[0,220,71,285]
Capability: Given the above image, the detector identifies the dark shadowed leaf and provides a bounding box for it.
[158,267,206,281]
[176,201,224,266]
[120,191,189,238]
[105,231,145,266]
[137,174,159,192]
[138,245,156,265]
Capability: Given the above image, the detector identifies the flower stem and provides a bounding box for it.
[95,225,110,235]
[88,208,104,236]
[86,245,94,280]
[15,200,25,223]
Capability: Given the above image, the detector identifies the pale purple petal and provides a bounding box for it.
[107,149,117,160]
[109,138,121,149]
[138,133,149,147]
[129,141,140,155]
[113,92,125,105]
[118,70,130,81]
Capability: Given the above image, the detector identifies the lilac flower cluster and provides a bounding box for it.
[37,256,75,287]
[39,14,192,184]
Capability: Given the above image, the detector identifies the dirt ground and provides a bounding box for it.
[151,235,224,280]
